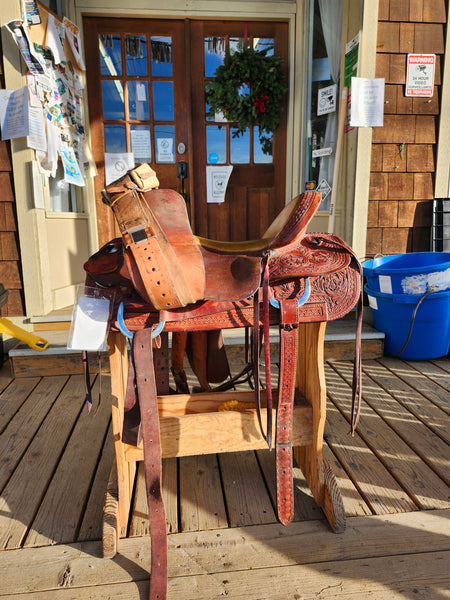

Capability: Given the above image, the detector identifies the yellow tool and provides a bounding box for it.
[0,318,49,352]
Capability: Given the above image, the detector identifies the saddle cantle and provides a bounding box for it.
[85,164,363,600]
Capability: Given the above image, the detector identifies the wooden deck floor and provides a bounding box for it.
[0,354,449,598]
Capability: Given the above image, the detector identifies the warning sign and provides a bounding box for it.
[405,54,435,97]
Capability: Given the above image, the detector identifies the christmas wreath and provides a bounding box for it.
[205,45,287,155]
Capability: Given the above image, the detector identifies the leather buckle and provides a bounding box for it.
[124,225,153,246]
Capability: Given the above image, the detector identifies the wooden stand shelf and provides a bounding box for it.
[103,321,345,559]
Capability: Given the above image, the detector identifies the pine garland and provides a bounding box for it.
[205,46,287,155]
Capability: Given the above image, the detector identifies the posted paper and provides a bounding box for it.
[206,165,233,204]
[350,77,384,128]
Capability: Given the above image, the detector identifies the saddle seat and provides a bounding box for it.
[100,173,351,313]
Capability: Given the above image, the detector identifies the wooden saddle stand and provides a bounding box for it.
[84,164,362,600]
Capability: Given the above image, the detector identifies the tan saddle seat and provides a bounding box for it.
[103,171,325,310]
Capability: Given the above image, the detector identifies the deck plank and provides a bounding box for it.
[0,375,87,549]
[0,511,449,597]
[77,422,115,542]
[129,457,179,536]
[23,375,111,547]
[367,357,450,443]
[0,376,68,491]
[384,358,450,416]
[325,364,450,510]
[322,443,372,517]
[324,399,416,514]
[0,377,41,434]
[219,450,277,527]
[335,360,450,486]
[256,448,325,522]
[179,454,228,531]
[0,361,13,393]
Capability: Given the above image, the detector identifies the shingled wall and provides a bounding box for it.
[0,37,25,317]
[366,0,447,256]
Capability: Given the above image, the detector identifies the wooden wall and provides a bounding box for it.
[366,0,447,256]
[0,37,25,317]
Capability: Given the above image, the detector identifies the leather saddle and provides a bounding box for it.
[85,164,362,600]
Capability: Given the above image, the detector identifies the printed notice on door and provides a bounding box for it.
[206,166,233,203]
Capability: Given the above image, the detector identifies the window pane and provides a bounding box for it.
[102,80,124,120]
[253,38,274,55]
[125,35,147,76]
[128,81,149,120]
[229,37,245,55]
[204,37,225,77]
[152,81,174,121]
[104,124,126,153]
[207,126,226,164]
[151,36,173,77]
[230,127,250,163]
[49,161,78,212]
[254,127,273,163]
[131,125,152,163]
[99,34,122,76]
[154,125,175,163]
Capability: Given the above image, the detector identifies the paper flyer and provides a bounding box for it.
[350,77,385,128]
[28,105,47,151]
[60,147,85,187]
[0,87,29,140]
[6,20,44,75]
[206,165,233,203]
[45,14,65,64]
[105,152,135,185]
[63,17,86,70]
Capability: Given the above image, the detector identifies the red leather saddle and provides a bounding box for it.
[85,165,362,600]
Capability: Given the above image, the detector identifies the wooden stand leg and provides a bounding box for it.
[293,322,345,532]
[103,332,136,556]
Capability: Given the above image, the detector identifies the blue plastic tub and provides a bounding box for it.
[364,285,450,359]
[363,252,450,295]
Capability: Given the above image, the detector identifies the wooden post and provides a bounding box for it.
[294,322,345,532]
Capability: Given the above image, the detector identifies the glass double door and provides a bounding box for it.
[83,17,288,245]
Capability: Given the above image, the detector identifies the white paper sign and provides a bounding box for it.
[406,54,435,97]
[105,152,135,185]
[317,84,337,116]
[312,147,333,158]
[0,87,29,140]
[45,14,65,64]
[31,160,45,209]
[156,138,174,163]
[316,178,331,202]
[206,165,233,203]
[350,77,385,128]
[68,296,110,351]
[27,105,47,152]
[131,129,151,162]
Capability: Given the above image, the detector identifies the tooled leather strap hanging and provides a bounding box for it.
[275,298,300,526]
[131,328,167,600]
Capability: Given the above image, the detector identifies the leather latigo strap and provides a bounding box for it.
[276,299,300,526]
[106,186,204,310]
[131,328,168,600]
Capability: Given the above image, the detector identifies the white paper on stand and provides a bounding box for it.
[68,296,110,351]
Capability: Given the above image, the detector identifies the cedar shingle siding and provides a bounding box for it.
[0,37,25,317]
[367,0,447,256]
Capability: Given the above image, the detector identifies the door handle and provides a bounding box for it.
[177,161,188,203]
